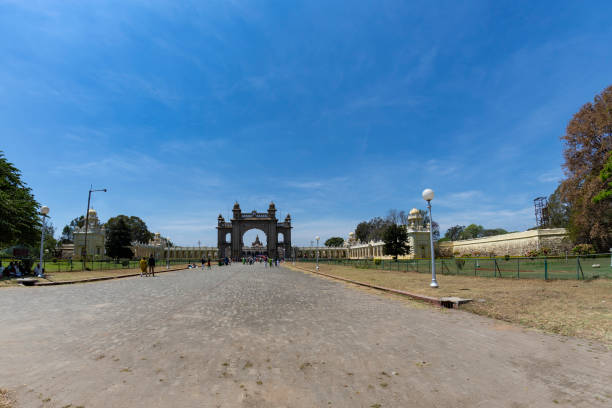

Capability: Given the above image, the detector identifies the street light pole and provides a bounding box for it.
[422,188,438,288]
[38,206,50,277]
[315,236,320,271]
[166,237,170,269]
[82,185,107,270]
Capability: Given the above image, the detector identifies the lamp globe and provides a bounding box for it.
[422,189,434,202]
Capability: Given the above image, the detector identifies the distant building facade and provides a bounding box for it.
[72,209,106,260]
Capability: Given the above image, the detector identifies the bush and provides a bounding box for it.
[571,244,596,255]
[374,258,381,265]
[121,260,129,267]
[455,259,466,270]
[504,254,510,261]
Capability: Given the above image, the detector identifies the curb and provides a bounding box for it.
[289,264,469,308]
[33,266,189,286]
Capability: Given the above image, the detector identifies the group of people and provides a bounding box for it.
[139,255,156,277]
[0,260,45,278]
[0,261,26,278]
[240,256,282,267]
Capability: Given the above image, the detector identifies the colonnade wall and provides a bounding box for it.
[132,244,219,260]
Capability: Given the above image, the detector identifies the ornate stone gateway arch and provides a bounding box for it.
[217,202,292,260]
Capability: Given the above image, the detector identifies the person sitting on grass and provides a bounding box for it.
[34,263,44,278]
[139,257,148,277]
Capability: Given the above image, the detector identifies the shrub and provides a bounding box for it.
[121,260,129,267]
[455,259,466,270]
[571,244,596,255]
[504,254,510,261]
[374,258,381,265]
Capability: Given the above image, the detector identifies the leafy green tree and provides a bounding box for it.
[546,185,570,228]
[460,224,484,239]
[593,152,612,203]
[482,228,508,237]
[325,237,344,247]
[355,222,370,243]
[106,215,153,243]
[105,217,134,259]
[39,221,58,257]
[0,151,41,248]
[444,225,465,241]
[382,224,409,260]
[60,215,85,243]
[560,85,612,250]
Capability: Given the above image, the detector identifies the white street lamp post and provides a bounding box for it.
[39,206,50,277]
[422,189,438,288]
[315,236,320,271]
[83,186,107,270]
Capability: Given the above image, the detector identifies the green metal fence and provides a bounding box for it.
[296,253,612,280]
[0,257,197,274]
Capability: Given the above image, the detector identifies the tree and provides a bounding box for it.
[105,215,154,244]
[0,151,41,248]
[482,228,508,237]
[42,222,58,256]
[325,237,344,247]
[460,224,485,240]
[444,225,465,241]
[355,222,370,243]
[593,152,612,203]
[105,217,134,259]
[417,210,440,240]
[386,209,408,226]
[382,224,409,260]
[60,215,85,244]
[547,185,570,228]
[560,85,612,250]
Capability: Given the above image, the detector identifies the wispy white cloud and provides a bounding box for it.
[283,177,348,190]
[160,138,229,153]
[537,170,562,183]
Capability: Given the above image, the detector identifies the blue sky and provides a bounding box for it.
[2,0,611,246]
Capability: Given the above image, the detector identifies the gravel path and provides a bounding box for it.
[0,264,610,407]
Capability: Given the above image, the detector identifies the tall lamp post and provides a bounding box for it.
[83,185,107,270]
[38,206,50,277]
[167,238,170,269]
[315,236,320,271]
[422,188,438,288]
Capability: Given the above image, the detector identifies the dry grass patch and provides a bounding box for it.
[0,389,14,408]
[289,263,612,345]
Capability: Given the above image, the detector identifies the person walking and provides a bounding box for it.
[139,257,148,277]
[148,254,156,277]
[201,257,206,270]
[207,258,211,269]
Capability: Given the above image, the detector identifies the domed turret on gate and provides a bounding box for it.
[268,201,276,218]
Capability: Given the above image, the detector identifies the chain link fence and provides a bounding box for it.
[297,253,612,280]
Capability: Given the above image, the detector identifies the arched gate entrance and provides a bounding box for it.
[217,202,292,260]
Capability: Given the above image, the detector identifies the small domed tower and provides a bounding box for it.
[268,202,276,218]
[232,202,241,219]
[408,208,422,230]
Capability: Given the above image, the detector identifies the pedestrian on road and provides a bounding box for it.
[201,257,205,270]
[207,258,211,269]
[148,254,156,277]
[139,257,148,277]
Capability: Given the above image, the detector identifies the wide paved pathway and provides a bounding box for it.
[0,264,610,407]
